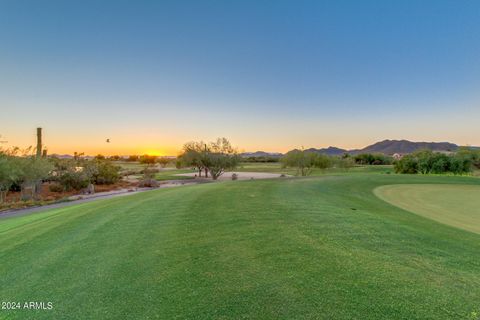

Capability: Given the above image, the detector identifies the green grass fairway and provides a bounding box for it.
[2,174,480,319]
[237,162,393,176]
[375,184,480,234]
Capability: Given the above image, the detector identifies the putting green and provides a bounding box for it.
[375,184,480,234]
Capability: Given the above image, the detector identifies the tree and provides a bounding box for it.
[178,138,239,180]
[139,155,157,164]
[394,150,472,175]
[0,149,21,203]
[281,150,322,176]
[16,156,53,200]
[87,160,121,185]
[204,138,239,180]
[179,141,206,177]
[315,154,333,170]
[335,157,355,170]
[354,153,392,165]
[73,152,84,161]
[127,155,139,162]
[157,157,170,168]
[394,154,418,174]
[457,147,480,169]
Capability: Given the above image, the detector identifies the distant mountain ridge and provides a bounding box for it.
[305,146,348,156]
[245,140,467,158]
[300,140,460,156]
[353,140,458,155]
[240,151,283,158]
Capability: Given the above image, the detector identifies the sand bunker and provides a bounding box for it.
[176,171,290,181]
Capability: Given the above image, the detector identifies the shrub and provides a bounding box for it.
[157,157,170,168]
[354,153,392,165]
[335,157,355,170]
[243,156,280,163]
[140,168,159,174]
[138,179,159,188]
[457,148,480,169]
[58,171,90,191]
[49,183,64,193]
[90,160,121,185]
[138,164,159,187]
[127,155,139,162]
[395,150,472,175]
[281,150,335,176]
[139,155,157,164]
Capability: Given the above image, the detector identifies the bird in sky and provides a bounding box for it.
[106,139,110,143]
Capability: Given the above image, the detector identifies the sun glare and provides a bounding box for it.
[144,150,163,157]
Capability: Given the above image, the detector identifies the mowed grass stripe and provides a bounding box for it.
[1,175,480,319]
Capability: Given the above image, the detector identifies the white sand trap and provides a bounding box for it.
[176,171,290,181]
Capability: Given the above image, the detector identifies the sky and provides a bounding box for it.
[1,0,479,155]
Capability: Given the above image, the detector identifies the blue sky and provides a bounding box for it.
[1,0,479,154]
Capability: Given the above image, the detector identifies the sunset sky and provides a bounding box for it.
[1,1,479,156]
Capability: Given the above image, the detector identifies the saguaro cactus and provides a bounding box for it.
[36,127,42,159]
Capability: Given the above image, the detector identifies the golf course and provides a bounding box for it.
[2,172,480,319]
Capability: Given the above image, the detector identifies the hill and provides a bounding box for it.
[355,139,458,155]
[305,146,348,156]
[287,140,462,156]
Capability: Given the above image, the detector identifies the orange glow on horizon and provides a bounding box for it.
[142,150,164,157]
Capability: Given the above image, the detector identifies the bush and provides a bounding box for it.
[157,157,170,168]
[457,148,480,169]
[49,183,64,193]
[90,161,121,185]
[242,156,280,163]
[138,179,159,188]
[335,157,355,170]
[139,155,157,164]
[140,168,159,174]
[395,150,472,174]
[354,153,392,165]
[138,164,159,187]
[58,171,90,191]
[281,150,335,176]
[395,155,418,174]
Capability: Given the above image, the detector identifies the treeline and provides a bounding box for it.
[281,150,354,176]
[96,154,173,167]
[241,156,280,163]
[0,148,121,203]
[394,149,480,174]
[353,153,392,165]
[244,153,391,165]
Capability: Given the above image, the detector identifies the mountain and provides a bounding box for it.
[355,140,458,155]
[287,140,463,156]
[240,151,283,158]
[305,146,348,156]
